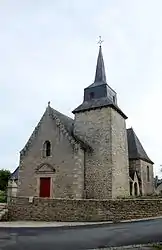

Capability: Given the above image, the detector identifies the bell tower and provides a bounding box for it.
[73,42,130,199]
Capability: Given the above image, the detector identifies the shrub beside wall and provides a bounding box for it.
[0,190,7,203]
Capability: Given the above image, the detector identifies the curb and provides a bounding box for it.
[0,216,162,229]
[89,242,162,249]
[0,221,113,230]
[118,215,162,224]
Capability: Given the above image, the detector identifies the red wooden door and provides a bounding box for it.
[39,177,51,198]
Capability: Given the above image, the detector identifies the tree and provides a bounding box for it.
[0,169,11,191]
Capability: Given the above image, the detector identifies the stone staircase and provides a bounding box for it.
[0,203,8,221]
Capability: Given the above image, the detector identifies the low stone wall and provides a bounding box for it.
[8,197,162,222]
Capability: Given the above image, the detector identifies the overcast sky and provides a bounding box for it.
[0,0,162,176]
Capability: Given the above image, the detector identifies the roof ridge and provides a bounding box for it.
[49,107,91,151]
[50,107,74,122]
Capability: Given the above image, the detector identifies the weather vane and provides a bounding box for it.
[97,36,104,46]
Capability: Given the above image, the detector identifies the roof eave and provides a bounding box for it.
[129,157,154,165]
[72,104,127,119]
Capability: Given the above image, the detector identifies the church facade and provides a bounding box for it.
[14,46,154,199]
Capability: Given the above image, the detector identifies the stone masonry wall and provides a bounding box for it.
[8,197,162,222]
[140,160,154,195]
[111,109,129,198]
[74,107,129,199]
[74,108,113,199]
[129,160,154,196]
[18,108,85,199]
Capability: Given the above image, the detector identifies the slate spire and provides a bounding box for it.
[72,41,127,119]
[94,45,107,83]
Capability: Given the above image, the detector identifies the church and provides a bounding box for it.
[12,45,154,199]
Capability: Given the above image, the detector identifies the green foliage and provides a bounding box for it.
[0,169,11,191]
[0,190,6,203]
[152,243,162,249]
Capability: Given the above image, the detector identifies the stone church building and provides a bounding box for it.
[12,45,154,199]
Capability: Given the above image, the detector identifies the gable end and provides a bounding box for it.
[20,106,92,159]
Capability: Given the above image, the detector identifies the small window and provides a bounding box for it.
[113,96,115,103]
[147,166,150,182]
[89,92,94,99]
[43,141,51,157]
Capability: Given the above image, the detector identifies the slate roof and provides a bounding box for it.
[20,105,92,158]
[157,180,162,187]
[12,122,153,180]
[49,107,91,150]
[94,45,107,83]
[49,107,74,135]
[13,46,154,179]
[127,128,153,164]
[11,107,92,181]
[10,166,19,180]
[154,177,162,188]
[72,97,127,119]
[72,45,127,119]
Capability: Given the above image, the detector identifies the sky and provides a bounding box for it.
[0,0,162,176]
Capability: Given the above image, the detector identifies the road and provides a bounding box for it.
[0,219,162,250]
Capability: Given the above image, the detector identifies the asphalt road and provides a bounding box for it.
[0,219,162,250]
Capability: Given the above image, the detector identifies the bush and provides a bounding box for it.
[0,169,11,191]
[0,190,7,203]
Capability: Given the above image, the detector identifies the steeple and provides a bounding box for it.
[72,40,127,119]
[94,46,107,84]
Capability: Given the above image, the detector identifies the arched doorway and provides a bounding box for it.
[134,182,138,196]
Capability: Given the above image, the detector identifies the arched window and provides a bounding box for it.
[43,141,51,157]
[147,166,150,182]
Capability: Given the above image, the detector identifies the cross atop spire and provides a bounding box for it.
[94,44,107,83]
[97,36,104,46]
